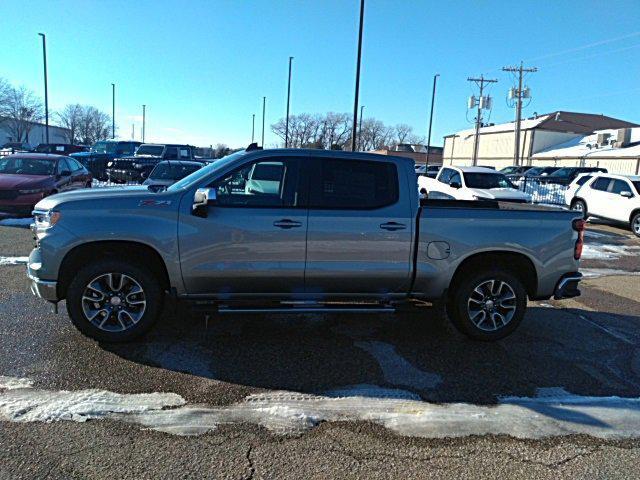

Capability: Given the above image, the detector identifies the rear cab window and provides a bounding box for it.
[308,157,398,209]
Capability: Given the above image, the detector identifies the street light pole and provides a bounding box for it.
[142,104,146,142]
[425,73,439,166]
[358,105,364,151]
[111,83,115,139]
[38,33,49,144]
[285,56,293,148]
[261,96,266,147]
[350,0,365,151]
[251,114,255,143]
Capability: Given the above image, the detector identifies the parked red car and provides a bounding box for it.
[0,153,92,215]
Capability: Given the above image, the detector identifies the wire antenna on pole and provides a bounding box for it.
[467,75,497,166]
[502,62,537,166]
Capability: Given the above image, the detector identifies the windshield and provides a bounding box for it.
[0,157,55,175]
[251,163,283,181]
[463,173,515,189]
[167,151,247,192]
[150,162,202,180]
[92,141,108,153]
[136,145,164,156]
[549,168,575,177]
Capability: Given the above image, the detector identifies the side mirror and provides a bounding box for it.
[192,187,216,217]
[621,191,633,198]
[450,181,462,189]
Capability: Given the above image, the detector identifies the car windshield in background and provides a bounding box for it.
[136,145,164,156]
[0,157,55,175]
[464,173,515,189]
[549,168,575,177]
[150,163,201,180]
[92,141,108,153]
[252,163,283,181]
[167,151,247,192]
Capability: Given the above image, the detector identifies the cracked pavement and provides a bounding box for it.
[1,221,640,478]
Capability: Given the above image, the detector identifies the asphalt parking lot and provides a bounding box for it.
[1,219,639,479]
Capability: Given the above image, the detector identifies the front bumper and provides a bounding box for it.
[553,272,582,300]
[27,272,58,302]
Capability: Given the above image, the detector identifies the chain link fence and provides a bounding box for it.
[507,175,568,206]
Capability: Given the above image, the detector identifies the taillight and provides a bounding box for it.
[573,218,585,260]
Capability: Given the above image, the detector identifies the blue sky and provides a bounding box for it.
[2,0,640,148]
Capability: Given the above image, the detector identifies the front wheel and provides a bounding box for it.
[632,212,640,238]
[448,270,527,341]
[66,259,163,342]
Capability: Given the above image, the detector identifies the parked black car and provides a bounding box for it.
[106,144,196,184]
[34,144,89,155]
[499,166,530,175]
[523,166,561,177]
[70,140,141,181]
[546,166,608,185]
[141,160,205,189]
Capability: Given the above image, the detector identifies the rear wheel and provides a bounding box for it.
[570,199,588,219]
[632,212,640,238]
[448,269,527,341]
[66,259,163,342]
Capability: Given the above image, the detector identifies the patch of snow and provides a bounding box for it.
[0,256,28,266]
[581,268,640,278]
[0,217,32,228]
[4,376,640,439]
[582,243,640,260]
[323,384,422,401]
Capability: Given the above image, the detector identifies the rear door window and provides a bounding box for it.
[591,177,611,191]
[308,158,398,209]
[164,147,178,160]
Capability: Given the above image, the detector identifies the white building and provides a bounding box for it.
[442,111,637,171]
[0,117,70,148]
[532,127,640,176]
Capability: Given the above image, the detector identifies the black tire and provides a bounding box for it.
[66,259,163,342]
[448,269,527,341]
[631,212,640,238]
[570,199,588,219]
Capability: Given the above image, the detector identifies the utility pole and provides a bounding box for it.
[502,62,537,166]
[358,105,364,151]
[467,75,497,166]
[251,114,255,143]
[350,0,365,151]
[142,104,146,142]
[111,83,115,139]
[38,33,49,144]
[132,123,135,140]
[426,73,439,166]
[261,96,266,147]
[285,56,293,148]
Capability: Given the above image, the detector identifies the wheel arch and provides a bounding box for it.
[449,250,538,300]
[58,240,170,299]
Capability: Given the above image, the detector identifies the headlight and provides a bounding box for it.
[33,210,61,229]
[18,188,46,195]
[133,163,143,169]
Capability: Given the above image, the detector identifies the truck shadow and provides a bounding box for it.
[102,304,640,409]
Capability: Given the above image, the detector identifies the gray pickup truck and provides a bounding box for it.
[27,146,584,342]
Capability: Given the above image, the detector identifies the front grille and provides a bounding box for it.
[0,190,18,200]
[111,159,135,169]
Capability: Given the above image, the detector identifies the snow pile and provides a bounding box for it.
[4,376,640,439]
[0,256,28,266]
[0,217,32,227]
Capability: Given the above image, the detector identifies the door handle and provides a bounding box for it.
[273,219,302,229]
[380,222,407,231]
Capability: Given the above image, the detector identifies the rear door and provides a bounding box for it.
[179,155,307,296]
[304,156,413,296]
[55,158,74,191]
[585,176,612,217]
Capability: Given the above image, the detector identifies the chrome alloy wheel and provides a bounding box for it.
[81,273,147,332]
[467,279,517,332]
[571,202,584,212]
[633,216,640,235]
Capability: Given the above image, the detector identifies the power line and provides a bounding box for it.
[467,75,497,166]
[502,62,537,166]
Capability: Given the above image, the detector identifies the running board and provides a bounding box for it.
[217,305,396,314]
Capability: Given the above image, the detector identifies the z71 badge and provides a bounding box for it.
[138,199,172,207]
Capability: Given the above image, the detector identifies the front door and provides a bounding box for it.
[178,156,307,296]
[304,156,413,296]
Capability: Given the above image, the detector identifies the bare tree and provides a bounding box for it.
[57,104,83,144]
[2,85,44,143]
[0,78,12,121]
[394,123,414,144]
[77,106,111,145]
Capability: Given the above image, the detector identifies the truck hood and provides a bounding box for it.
[469,188,532,201]
[35,186,161,210]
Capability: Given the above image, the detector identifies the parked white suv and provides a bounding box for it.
[570,173,640,237]
[418,166,532,203]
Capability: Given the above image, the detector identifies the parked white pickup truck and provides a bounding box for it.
[418,166,532,203]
